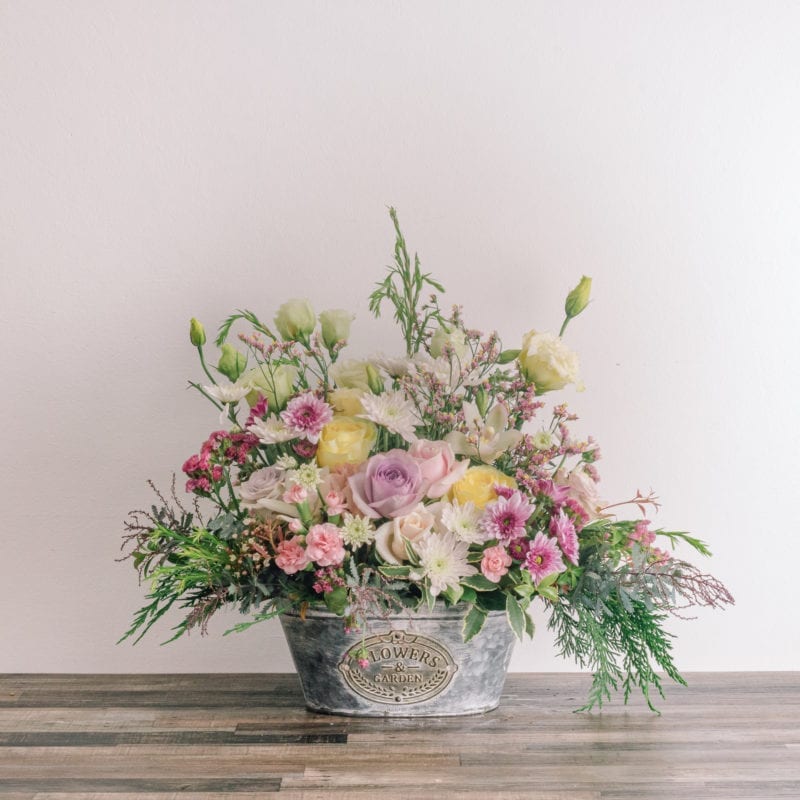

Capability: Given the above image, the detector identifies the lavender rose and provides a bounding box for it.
[348,449,424,519]
[238,466,284,508]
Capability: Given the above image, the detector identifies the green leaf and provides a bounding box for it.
[323,586,349,616]
[506,594,527,641]
[403,538,421,566]
[462,605,488,643]
[421,583,436,610]
[460,587,477,605]
[536,584,560,603]
[460,574,499,592]
[497,348,521,364]
[476,591,506,612]
[442,583,464,605]
[378,565,412,579]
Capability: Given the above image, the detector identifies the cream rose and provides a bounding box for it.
[518,330,581,393]
[374,504,437,564]
[316,416,377,468]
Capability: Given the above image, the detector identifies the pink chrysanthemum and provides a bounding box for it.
[481,491,534,542]
[524,532,566,585]
[549,510,579,566]
[280,392,333,444]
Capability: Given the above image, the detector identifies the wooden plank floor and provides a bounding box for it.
[0,673,798,799]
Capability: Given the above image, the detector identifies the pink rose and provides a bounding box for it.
[408,439,469,499]
[348,450,424,519]
[274,537,310,575]
[481,544,512,583]
[558,467,607,521]
[305,523,346,567]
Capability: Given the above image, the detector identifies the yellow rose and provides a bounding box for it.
[328,387,366,416]
[449,465,517,509]
[316,416,377,468]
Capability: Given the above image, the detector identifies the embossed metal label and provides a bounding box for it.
[338,629,458,705]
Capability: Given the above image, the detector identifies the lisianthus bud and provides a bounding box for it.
[189,318,206,347]
[365,363,384,395]
[217,344,247,382]
[274,299,316,341]
[475,387,489,417]
[319,309,353,351]
[564,276,592,320]
[430,325,468,359]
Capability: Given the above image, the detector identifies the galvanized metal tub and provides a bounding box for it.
[279,604,515,716]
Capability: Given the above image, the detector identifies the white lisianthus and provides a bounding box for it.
[430,325,468,360]
[358,390,419,443]
[409,531,477,597]
[330,359,375,391]
[274,299,316,340]
[319,309,354,350]
[518,330,582,393]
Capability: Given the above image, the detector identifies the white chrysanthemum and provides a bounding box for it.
[287,463,324,491]
[341,513,375,547]
[248,415,296,444]
[274,455,298,471]
[358,390,419,443]
[439,500,484,544]
[409,531,477,597]
[372,353,414,378]
[203,383,251,404]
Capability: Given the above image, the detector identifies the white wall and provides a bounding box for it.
[2,1,798,674]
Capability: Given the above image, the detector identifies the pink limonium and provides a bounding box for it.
[305,523,346,567]
[549,509,579,566]
[280,392,333,444]
[481,544,513,583]
[480,491,534,543]
[524,532,566,585]
[274,538,310,574]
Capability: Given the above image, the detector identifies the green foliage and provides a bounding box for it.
[369,207,446,357]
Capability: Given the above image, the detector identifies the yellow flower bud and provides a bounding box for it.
[189,318,206,347]
[564,276,592,320]
[217,344,247,382]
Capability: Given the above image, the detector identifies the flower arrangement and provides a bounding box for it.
[122,209,733,711]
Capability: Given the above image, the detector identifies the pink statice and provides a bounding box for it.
[481,544,513,583]
[280,392,333,444]
[305,523,346,567]
[523,532,566,585]
[549,510,579,566]
[274,538,310,574]
[480,491,534,542]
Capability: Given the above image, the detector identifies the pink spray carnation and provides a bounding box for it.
[481,544,513,583]
[274,537,310,575]
[305,523,346,567]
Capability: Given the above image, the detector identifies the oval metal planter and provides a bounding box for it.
[279,604,515,717]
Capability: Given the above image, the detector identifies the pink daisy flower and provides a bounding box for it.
[549,510,579,566]
[524,532,566,585]
[480,491,534,542]
[280,392,333,444]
